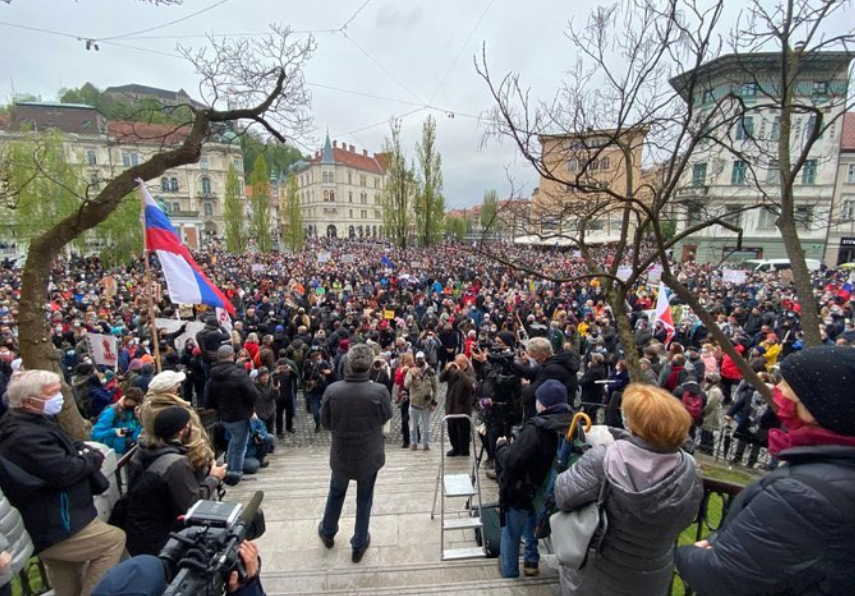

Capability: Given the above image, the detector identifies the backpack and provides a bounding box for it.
[682,390,704,421]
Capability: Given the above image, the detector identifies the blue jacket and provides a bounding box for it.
[675,445,855,596]
[91,404,142,456]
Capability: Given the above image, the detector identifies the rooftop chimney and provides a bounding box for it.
[333,140,338,148]
[363,149,368,156]
[349,144,355,152]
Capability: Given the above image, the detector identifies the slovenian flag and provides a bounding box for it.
[140,180,235,315]
[654,282,675,345]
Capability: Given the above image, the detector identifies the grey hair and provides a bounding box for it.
[527,337,553,359]
[347,344,374,374]
[7,370,61,408]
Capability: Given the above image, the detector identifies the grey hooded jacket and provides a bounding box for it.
[554,435,702,596]
[0,484,33,587]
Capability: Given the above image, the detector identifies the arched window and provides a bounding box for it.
[348,225,355,239]
[358,225,364,238]
[600,157,610,170]
[161,177,170,192]
[323,190,330,202]
[201,176,212,196]
[372,225,377,237]
[203,202,213,217]
[329,190,335,202]
[170,177,179,192]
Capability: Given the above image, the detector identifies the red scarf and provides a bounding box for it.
[769,425,855,456]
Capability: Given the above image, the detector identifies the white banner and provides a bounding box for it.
[341,254,355,264]
[647,265,663,284]
[86,333,119,370]
[318,251,331,263]
[251,264,265,273]
[616,266,633,282]
[216,307,233,333]
[157,319,206,352]
[722,268,747,285]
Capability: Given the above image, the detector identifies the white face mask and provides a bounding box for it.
[42,392,64,416]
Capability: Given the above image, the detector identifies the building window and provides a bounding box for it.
[361,210,368,219]
[770,116,781,141]
[590,159,599,171]
[348,172,352,184]
[234,159,243,172]
[812,81,829,96]
[374,177,380,188]
[324,190,330,202]
[161,177,170,192]
[360,175,367,187]
[122,152,139,167]
[374,193,380,204]
[567,159,578,172]
[349,191,353,202]
[731,160,747,185]
[692,163,707,186]
[766,160,780,185]
[200,156,209,170]
[599,157,610,170]
[847,164,855,184]
[738,82,757,97]
[170,177,179,192]
[89,172,100,190]
[807,114,822,139]
[757,207,777,229]
[329,190,336,202]
[201,177,212,196]
[86,150,97,165]
[203,202,213,217]
[349,209,353,218]
[795,206,812,229]
[172,202,180,213]
[723,204,741,227]
[802,159,817,185]
[842,199,855,221]
[736,116,754,140]
[702,89,714,104]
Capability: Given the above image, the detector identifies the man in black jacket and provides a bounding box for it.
[195,315,230,382]
[496,380,573,579]
[124,407,227,556]
[0,370,126,596]
[516,337,581,420]
[205,345,260,486]
[317,344,392,563]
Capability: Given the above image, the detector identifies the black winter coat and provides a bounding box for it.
[495,406,573,511]
[321,371,392,481]
[205,361,260,422]
[124,444,220,556]
[675,445,855,596]
[196,323,230,362]
[518,350,581,416]
[0,411,101,553]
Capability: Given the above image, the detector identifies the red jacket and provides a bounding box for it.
[720,344,745,381]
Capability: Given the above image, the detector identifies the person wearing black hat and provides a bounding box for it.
[495,379,574,578]
[676,346,855,596]
[123,407,227,556]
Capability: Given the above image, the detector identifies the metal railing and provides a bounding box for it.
[671,477,745,596]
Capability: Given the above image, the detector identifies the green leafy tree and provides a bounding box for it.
[415,115,445,247]
[445,216,468,242]
[481,189,500,232]
[248,154,273,253]
[380,119,415,249]
[283,173,304,252]
[240,132,303,176]
[223,162,246,253]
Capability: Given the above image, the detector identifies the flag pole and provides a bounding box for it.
[137,180,162,373]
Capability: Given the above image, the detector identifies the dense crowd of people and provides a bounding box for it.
[0,237,851,595]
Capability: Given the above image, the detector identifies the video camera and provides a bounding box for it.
[160,491,266,596]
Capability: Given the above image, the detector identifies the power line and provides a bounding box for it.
[0,20,81,40]
[340,0,373,31]
[342,31,424,104]
[96,0,234,41]
[428,0,498,105]
[335,106,427,137]
[306,82,422,107]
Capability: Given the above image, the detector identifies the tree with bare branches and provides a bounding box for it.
[2,26,314,438]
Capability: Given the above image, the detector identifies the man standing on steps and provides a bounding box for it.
[317,344,392,563]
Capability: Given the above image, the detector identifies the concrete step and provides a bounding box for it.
[261,559,560,595]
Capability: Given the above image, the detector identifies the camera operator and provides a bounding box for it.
[471,331,522,476]
[124,407,227,556]
[514,337,580,421]
[90,387,144,456]
[92,540,265,596]
[304,349,334,433]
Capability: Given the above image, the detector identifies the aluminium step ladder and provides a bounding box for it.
[430,414,487,561]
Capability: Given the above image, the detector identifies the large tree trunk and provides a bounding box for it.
[607,285,642,383]
[661,271,773,405]
[777,211,823,346]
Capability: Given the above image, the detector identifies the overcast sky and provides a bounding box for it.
[0,0,606,208]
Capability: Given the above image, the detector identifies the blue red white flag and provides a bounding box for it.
[655,282,675,345]
[139,180,235,316]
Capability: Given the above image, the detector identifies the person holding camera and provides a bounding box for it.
[404,351,439,451]
[440,354,477,457]
[124,406,228,556]
[304,349,334,433]
[495,380,574,578]
[272,357,298,437]
[0,370,126,596]
[90,386,143,456]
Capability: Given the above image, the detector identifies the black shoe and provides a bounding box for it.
[315,424,321,433]
[446,450,460,457]
[402,443,410,449]
[352,534,371,563]
[223,472,242,487]
[259,460,270,469]
[318,524,334,549]
[276,433,285,439]
[287,427,296,434]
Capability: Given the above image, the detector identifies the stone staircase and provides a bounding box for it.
[226,439,560,595]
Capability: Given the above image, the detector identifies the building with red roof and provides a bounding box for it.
[289,133,388,240]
